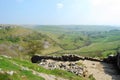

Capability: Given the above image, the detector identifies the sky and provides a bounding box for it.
[0,0,120,25]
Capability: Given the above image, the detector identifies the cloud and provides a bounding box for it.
[89,0,120,25]
[57,3,64,9]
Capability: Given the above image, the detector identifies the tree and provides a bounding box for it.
[27,40,43,56]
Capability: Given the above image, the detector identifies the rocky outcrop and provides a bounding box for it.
[0,24,17,29]
[31,52,120,78]
[38,59,88,77]
[31,55,101,77]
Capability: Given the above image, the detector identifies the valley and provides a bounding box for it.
[0,24,120,80]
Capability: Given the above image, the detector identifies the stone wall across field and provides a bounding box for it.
[31,53,120,70]
[31,55,102,63]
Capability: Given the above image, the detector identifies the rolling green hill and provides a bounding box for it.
[1,25,119,58]
[0,25,93,80]
[0,26,62,57]
[32,25,120,57]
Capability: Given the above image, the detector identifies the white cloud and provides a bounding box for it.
[57,3,64,9]
[89,0,120,25]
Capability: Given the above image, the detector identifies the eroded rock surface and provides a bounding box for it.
[38,59,88,77]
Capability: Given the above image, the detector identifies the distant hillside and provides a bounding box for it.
[0,24,120,58]
[31,25,120,57]
[0,25,62,58]
[33,25,120,32]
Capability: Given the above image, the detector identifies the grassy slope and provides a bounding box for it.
[34,27,89,50]
[33,25,120,57]
[2,26,117,58]
[0,56,45,80]
[0,56,88,80]
[0,27,90,80]
[0,27,62,56]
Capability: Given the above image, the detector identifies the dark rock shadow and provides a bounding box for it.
[101,62,120,80]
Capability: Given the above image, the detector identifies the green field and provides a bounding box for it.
[0,25,120,58]
[32,25,120,57]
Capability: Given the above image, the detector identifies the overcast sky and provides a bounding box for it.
[0,0,120,25]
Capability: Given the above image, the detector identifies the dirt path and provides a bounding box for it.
[32,71,68,80]
[11,60,68,80]
[82,60,120,80]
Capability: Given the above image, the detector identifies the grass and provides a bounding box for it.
[12,58,84,80]
[0,56,44,80]
[0,56,20,71]
[0,55,90,80]
[33,25,120,57]
[88,74,96,80]
[1,26,120,57]
[41,46,62,55]
[101,50,117,58]
[53,40,120,57]
[78,41,120,53]
[21,70,45,80]
[0,73,11,80]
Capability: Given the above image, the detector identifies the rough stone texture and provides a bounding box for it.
[31,53,120,79]
[38,59,88,77]
[31,55,84,63]
[31,55,101,63]
[0,24,17,29]
[31,52,120,70]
